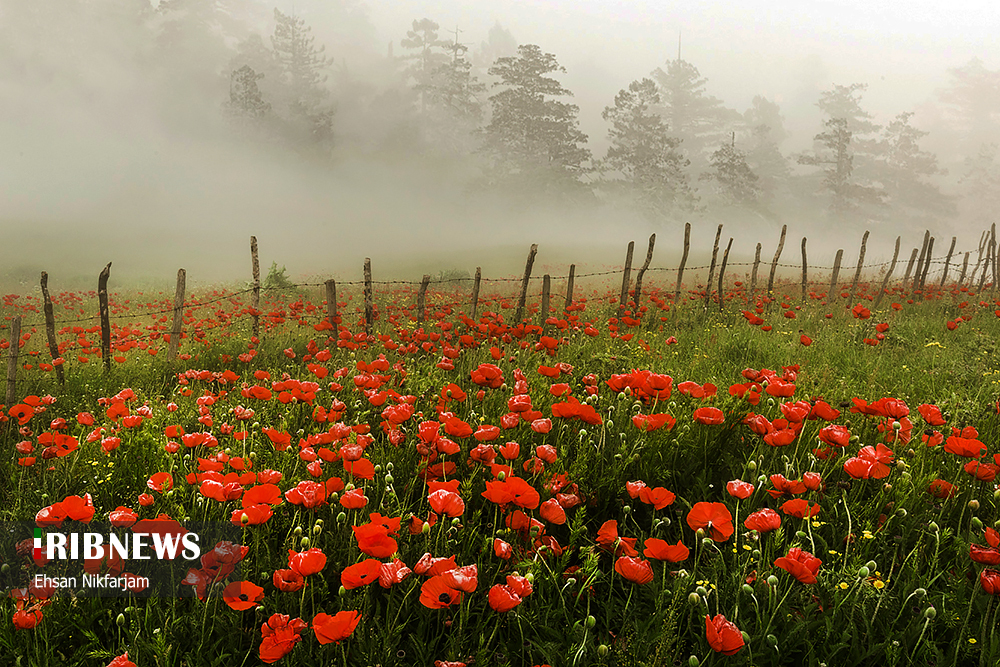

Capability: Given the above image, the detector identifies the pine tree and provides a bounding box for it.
[876,112,953,217]
[798,118,884,215]
[703,138,761,207]
[400,18,450,112]
[226,65,270,119]
[959,143,1000,228]
[742,97,790,206]
[270,9,334,150]
[816,83,881,181]
[481,44,591,194]
[599,78,694,216]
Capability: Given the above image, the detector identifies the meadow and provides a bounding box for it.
[2,263,1000,667]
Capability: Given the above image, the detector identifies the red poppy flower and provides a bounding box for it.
[108,506,138,528]
[284,481,327,509]
[259,613,307,664]
[726,479,754,500]
[595,520,639,556]
[222,581,264,610]
[971,544,1000,565]
[537,498,567,525]
[105,653,137,667]
[982,569,1000,595]
[774,547,821,584]
[626,480,647,499]
[232,504,273,526]
[420,575,463,609]
[802,472,823,491]
[287,548,327,577]
[643,538,689,562]
[638,486,676,510]
[312,610,361,645]
[428,490,465,518]
[692,407,724,425]
[243,484,283,507]
[918,404,946,426]
[488,585,522,612]
[686,502,734,542]
[339,488,368,509]
[780,498,820,519]
[614,556,654,584]
[631,413,677,432]
[818,424,851,447]
[494,539,513,560]
[273,568,305,592]
[352,524,398,559]
[378,558,412,588]
[147,472,173,493]
[440,564,478,593]
[743,508,781,533]
[945,436,987,458]
[341,559,382,589]
[705,614,744,655]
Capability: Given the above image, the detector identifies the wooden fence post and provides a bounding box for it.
[750,243,762,295]
[6,316,20,408]
[98,262,112,372]
[364,258,373,337]
[718,237,733,312]
[970,231,987,287]
[619,241,635,317]
[940,237,957,287]
[767,224,787,298]
[829,249,844,300]
[515,244,538,323]
[250,236,260,339]
[902,249,918,287]
[849,230,870,298]
[675,222,691,301]
[913,231,930,291]
[958,252,970,287]
[168,268,186,361]
[325,279,338,330]
[800,237,808,302]
[991,224,998,294]
[540,274,551,330]
[919,237,935,292]
[705,224,722,308]
[40,272,64,386]
[874,236,901,309]
[632,234,656,320]
[564,264,575,313]
[471,267,481,320]
[417,274,430,323]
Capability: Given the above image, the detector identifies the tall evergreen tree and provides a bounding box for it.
[815,83,881,181]
[270,9,334,150]
[798,117,884,216]
[742,96,790,205]
[703,138,761,207]
[481,44,591,194]
[400,18,449,112]
[876,112,953,218]
[959,143,1000,228]
[599,78,694,216]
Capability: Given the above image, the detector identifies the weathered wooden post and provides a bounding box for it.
[564,264,575,313]
[874,236,901,309]
[618,241,635,317]
[800,237,808,302]
[417,274,431,323]
[632,234,656,320]
[40,272,64,386]
[675,222,691,301]
[325,279,338,330]
[828,249,844,300]
[939,237,957,287]
[750,243,762,295]
[471,267,481,320]
[991,224,998,293]
[704,225,723,308]
[902,249,918,286]
[250,236,260,339]
[167,268,186,361]
[515,244,538,323]
[919,237,935,292]
[958,252,970,287]
[970,231,988,287]
[767,224,787,298]
[363,258,373,337]
[98,262,112,372]
[849,230,870,298]
[540,274,551,331]
[718,237,733,312]
[6,316,20,408]
[913,231,930,291]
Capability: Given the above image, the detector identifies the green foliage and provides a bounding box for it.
[263,261,295,290]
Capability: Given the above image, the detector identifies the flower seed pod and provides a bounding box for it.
[299,537,310,549]
[742,584,754,595]
[116,613,125,627]
[688,592,701,605]
[688,656,700,667]
[767,575,778,587]
[586,615,596,629]
[924,606,936,620]
[597,644,609,657]
[858,566,870,578]
[969,499,981,511]
[421,521,431,535]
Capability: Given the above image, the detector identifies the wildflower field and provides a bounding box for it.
[3,269,1000,667]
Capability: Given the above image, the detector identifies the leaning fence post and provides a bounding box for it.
[40,272,64,386]
[471,267,481,320]
[564,264,575,313]
[800,237,808,302]
[325,279,338,330]
[6,316,20,408]
[767,224,787,298]
[632,234,656,319]
[971,230,988,287]
[363,258,374,337]
[939,237,957,288]
[718,237,733,312]
[417,274,430,323]
[675,222,691,301]
[99,262,112,372]
[829,249,844,300]
[750,243,762,295]
[874,236,901,309]
[902,249,918,287]
[991,224,998,294]
[849,230,869,298]
[913,231,930,291]
[705,225,723,308]
[540,274,551,331]
[250,236,260,339]
[168,268,186,361]
[515,244,538,323]
[919,237,935,293]
[959,252,970,288]
[619,241,635,317]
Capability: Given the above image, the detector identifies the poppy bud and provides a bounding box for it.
[688,657,700,667]
[929,522,939,532]
[252,422,260,429]
[688,593,700,605]
[597,644,609,657]
[497,471,506,481]
[386,462,393,471]
[1,563,9,575]
[914,588,927,598]
[586,615,596,628]
[767,575,778,587]
[578,429,587,439]
[337,512,346,523]
[969,499,981,511]
[767,398,775,407]
[116,613,125,627]
[795,530,807,538]
[313,524,322,536]
[883,483,892,492]
[849,435,859,443]
[702,538,713,546]
[866,560,877,570]
[752,550,761,558]
[300,537,310,549]
[972,517,983,531]
[696,586,708,596]
[767,634,778,647]
[747,460,756,472]
[924,606,936,619]
[374,465,382,473]
[566,578,576,587]
[607,420,615,429]
[345,483,355,492]
[339,586,347,597]
[249,452,256,459]
[618,392,626,401]
[742,584,754,595]
[294,527,302,537]
[896,508,907,517]
[385,474,394,485]
[995,488,1000,501]
[858,566,870,578]
[623,505,631,514]
[240,513,250,526]
[421,522,431,535]
[696,528,705,538]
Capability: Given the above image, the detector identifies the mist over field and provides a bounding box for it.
[1,0,998,289]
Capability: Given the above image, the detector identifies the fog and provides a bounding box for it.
[1,0,998,290]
